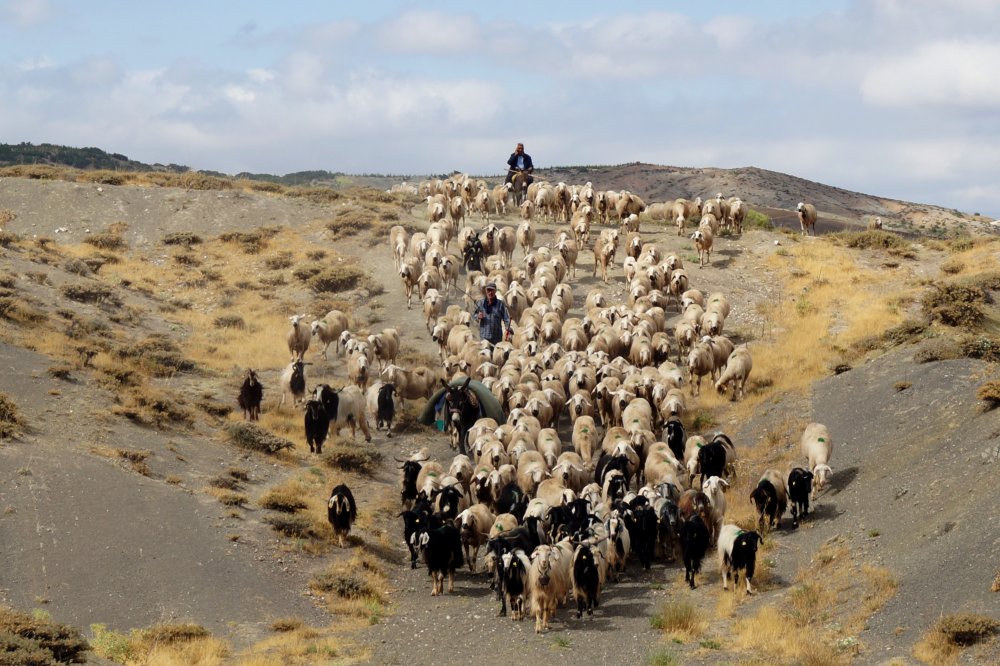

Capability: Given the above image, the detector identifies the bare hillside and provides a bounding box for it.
[1,173,998,664]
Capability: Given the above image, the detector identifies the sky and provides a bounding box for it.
[2,0,999,217]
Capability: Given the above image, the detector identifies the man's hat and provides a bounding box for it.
[485,282,497,290]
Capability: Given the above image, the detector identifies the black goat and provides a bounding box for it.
[237,369,263,421]
[787,467,814,528]
[664,418,685,461]
[572,545,601,618]
[679,513,710,589]
[376,383,397,437]
[327,484,357,548]
[304,399,329,454]
[415,524,464,596]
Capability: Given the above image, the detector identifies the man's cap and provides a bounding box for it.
[485,282,497,290]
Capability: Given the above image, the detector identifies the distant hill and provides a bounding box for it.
[1,142,994,236]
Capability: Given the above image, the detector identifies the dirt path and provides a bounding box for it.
[331,205,787,664]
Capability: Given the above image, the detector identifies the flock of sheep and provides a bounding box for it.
[233,172,840,634]
[336,173,834,632]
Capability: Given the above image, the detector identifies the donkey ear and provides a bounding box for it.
[440,378,450,389]
[462,377,472,389]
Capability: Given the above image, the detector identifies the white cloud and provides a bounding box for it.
[861,40,1000,108]
[375,10,480,54]
[703,15,755,50]
[5,0,51,27]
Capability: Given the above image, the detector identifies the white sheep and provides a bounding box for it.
[286,314,312,361]
[797,202,818,236]
[715,346,752,401]
[800,422,833,499]
[310,310,349,360]
[691,227,713,268]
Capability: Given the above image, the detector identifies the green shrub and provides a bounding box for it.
[744,209,773,230]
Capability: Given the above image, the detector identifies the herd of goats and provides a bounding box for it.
[238,176,837,633]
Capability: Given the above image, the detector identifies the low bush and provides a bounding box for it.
[0,606,89,663]
[83,222,128,250]
[0,230,22,247]
[913,339,962,364]
[263,251,294,270]
[258,488,308,513]
[308,266,365,293]
[0,393,26,438]
[310,572,380,600]
[114,335,195,376]
[60,283,121,306]
[976,381,1000,411]
[921,283,987,328]
[212,314,245,330]
[744,209,773,230]
[265,514,319,538]
[225,423,294,454]
[326,209,373,239]
[961,336,1000,363]
[134,622,210,649]
[162,232,203,246]
[321,444,382,475]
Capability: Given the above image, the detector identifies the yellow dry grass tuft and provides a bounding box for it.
[650,600,707,641]
[913,613,1000,665]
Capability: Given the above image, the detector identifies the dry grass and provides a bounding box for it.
[321,441,383,475]
[0,392,26,438]
[650,600,706,641]
[310,554,387,624]
[914,613,999,664]
[733,606,844,664]
[976,380,1000,410]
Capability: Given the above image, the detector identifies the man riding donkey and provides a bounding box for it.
[505,142,534,204]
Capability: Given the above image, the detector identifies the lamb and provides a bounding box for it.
[311,310,350,359]
[691,227,714,268]
[728,198,747,233]
[715,346,753,401]
[717,524,762,594]
[423,289,444,331]
[287,314,312,361]
[516,220,535,259]
[867,216,883,231]
[687,341,715,397]
[381,364,437,403]
[796,202,818,236]
[474,189,491,222]
[800,422,833,499]
[237,369,263,421]
[491,183,512,215]
[279,359,307,408]
[449,196,466,227]
[750,468,787,533]
[347,351,371,391]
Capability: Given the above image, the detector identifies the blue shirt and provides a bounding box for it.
[473,296,511,344]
